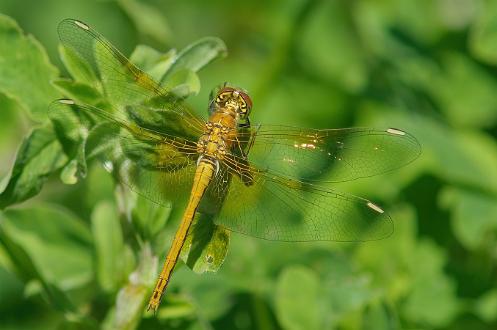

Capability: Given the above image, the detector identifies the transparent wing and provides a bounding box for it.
[204,155,392,242]
[57,18,205,130]
[48,99,200,204]
[231,126,421,183]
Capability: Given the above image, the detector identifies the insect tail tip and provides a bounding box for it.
[147,302,159,315]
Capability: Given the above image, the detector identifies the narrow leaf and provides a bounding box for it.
[118,0,172,44]
[91,201,127,292]
[160,37,227,84]
[0,127,67,209]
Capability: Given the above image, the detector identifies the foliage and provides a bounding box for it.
[0,1,497,329]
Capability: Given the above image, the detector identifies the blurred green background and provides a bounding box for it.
[1,0,497,329]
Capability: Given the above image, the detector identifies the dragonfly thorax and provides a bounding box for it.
[197,117,236,163]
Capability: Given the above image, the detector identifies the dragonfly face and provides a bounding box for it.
[212,86,252,119]
[49,19,421,313]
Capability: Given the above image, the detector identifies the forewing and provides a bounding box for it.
[57,19,205,136]
[48,99,199,204]
[233,126,421,183]
[210,156,393,242]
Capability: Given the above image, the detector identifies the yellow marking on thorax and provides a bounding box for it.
[198,108,238,159]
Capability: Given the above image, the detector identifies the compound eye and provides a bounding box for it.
[238,91,252,114]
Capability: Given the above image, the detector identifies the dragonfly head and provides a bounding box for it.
[212,86,252,119]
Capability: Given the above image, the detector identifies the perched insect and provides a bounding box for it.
[49,19,421,313]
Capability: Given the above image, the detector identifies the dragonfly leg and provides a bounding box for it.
[229,122,259,187]
[238,117,251,129]
[245,123,260,155]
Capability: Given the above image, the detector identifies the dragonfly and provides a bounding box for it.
[49,19,421,313]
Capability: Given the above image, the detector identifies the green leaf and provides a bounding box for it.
[167,266,233,321]
[354,205,418,296]
[402,240,459,327]
[123,104,200,141]
[0,14,59,121]
[440,187,497,250]
[0,309,67,330]
[52,79,103,106]
[0,94,26,173]
[38,279,99,328]
[60,158,80,185]
[49,103,90,185]
[327,271,374,320]
[0,265,24,311]
[118,0,172,45]
[131,194,172,240]
[180,213,230,274]
[91,201,128,292]
[355,0,447,54]
[59,44,100,89]
[363,302,398,330]
[49,103,119,187]
[130,45,177,83]
[155,295,195,320]
[299,0,367,91]
[0,206,98,326]
[103,244,156,330]
[275,266,322,330]
[380,51,497,128]
[0,204,93,289]
[431,53,497,128]
[85,122,121,160]
[0,127,67,209]
[94,40,138,109]
[39,281,78,315]
[443,131,497,193]
[132,37,225,99]
[160,37,227,85]
[165,69,201,98]
[354,205,460,327]
[469,1,497,64]
[474,289,497,322]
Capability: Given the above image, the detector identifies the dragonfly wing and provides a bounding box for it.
[233,126,421,183]
[49,99,199,205]
[206,155,393,242]
[57,19,205,136]
[115,152,196,206]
